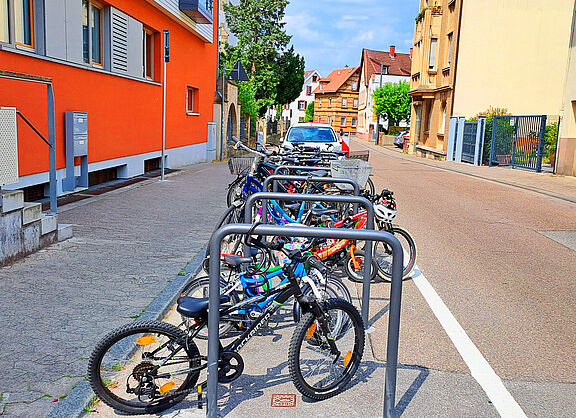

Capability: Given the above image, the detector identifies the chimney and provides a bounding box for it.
[389,45,396,58]
[410,48,413,58]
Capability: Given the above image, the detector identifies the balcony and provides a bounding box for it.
[179,0,213,24]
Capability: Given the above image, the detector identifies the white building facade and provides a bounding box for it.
[282,70,322,127]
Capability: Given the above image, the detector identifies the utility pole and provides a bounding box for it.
[161,30,169,181]
[220,63,225,161]
[375,64,384,145]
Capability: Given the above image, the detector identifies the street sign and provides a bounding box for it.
[163,30,170,63]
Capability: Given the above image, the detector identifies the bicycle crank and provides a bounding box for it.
[218,351,244,383]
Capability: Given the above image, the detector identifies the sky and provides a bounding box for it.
[283,0,420,77]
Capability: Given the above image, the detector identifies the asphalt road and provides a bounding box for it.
[354,141,576,414]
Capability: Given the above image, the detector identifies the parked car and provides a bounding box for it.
[281,123,342,151]
[394,129,410,148]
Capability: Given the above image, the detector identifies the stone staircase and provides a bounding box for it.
[0,189,72,266]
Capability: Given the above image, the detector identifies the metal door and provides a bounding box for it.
[461,122,477,164]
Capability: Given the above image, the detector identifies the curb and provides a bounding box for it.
[47,247,207,418]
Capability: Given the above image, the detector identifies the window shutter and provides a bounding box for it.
[110,8,143,77]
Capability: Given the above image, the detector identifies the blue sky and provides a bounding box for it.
[283,0,420,77]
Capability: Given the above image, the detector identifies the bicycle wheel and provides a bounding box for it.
[226,176,245,206]
[364,177,375,195]
[288,299,365,400]
[88,321,200,415]
[343,249,378,283]
[292,275,352,323]
[180,277,241,339]
[374,226,417,281]
[204,204,245,274]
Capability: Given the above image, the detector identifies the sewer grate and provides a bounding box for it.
[271,394,296,407]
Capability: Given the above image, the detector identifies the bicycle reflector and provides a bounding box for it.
[136,336,156,345]
[344,350,352,367]
[306,323,317,339]
[159,382,175,394]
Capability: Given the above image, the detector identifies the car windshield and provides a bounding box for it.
[286,127,337,143]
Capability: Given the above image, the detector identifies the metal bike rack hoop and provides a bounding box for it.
[245,192,374,323]
[273,164,332,175]
[206,223,404,418]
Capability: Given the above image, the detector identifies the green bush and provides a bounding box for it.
[544,122,558,156]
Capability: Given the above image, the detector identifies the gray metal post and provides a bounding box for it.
[161,31,168,181]
[244,192,374,325]
[219,63,225,161]
[454,116,465,163]
[474,117,486,166]
[47,84,57,215]
[446,116,457,162]
[206,224,404,418]
[489,116,497,166]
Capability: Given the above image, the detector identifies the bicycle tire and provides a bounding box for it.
[88,320,200,415]
[374,226,417,281]
[180,277,241,339]
[226,176,245,206]
[204,204,245,274]
[343,249,378,283]
[364,177,375,195]
[288,299,364,400]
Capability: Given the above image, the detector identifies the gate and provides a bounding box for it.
[489,115,547,171]
[447,116,486,165]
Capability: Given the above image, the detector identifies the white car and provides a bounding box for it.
[281,123,342,151]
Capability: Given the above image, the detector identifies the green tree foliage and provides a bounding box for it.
[237,80,259,119]
[223,0,295,116]
[275,46,305,106]
[372,81,411,127]
[304,101,314,122]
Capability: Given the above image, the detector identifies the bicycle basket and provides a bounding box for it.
[330,159,372,190]
[347,150,370,162]
[228,157,255,175]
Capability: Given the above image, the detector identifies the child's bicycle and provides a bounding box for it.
[88,238,365,414]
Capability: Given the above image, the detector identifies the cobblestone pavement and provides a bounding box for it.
[0,163,233,417]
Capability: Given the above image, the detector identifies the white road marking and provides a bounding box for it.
[411,267,527,417]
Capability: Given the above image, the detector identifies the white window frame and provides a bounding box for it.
[353,98,358,109]
[1,0,35,48]
[306,85,312,95]
[342,97,347,108]
[340,116,346,127]
[428,38,437,72]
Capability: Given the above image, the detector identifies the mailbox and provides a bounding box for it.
[63,111,88,191]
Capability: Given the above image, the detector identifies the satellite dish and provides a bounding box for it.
[228,61,249,81]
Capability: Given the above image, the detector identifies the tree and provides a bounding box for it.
[223,0,291,116]
[304,101,314,122]
[373,81,411,127]
[274,46,305,106]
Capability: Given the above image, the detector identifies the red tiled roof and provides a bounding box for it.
[304,70,314,79]
[312,66,359,94]
[361,48,412,84]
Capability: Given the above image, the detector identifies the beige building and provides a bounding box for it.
[408,0,576,176]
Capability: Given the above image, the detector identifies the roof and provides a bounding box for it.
[361,48,412,85]
[312,66,359,94]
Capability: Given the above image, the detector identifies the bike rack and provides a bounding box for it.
[245,192,374,324]
[206,224,404,418]
[262,174,361,213]
[273,164,332,175]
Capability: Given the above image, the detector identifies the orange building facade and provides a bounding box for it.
[0,0,217,198]
[313,67,360,135]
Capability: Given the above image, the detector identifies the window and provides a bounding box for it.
[382,66,388,75]
[0,0,9,43]
[298,100,306,110]
[1,0,34,46]
[340,117,346,127]
[428,38,437,72]
[447,33,453,66]
[439,102,446,133]
[352,117,357,127]
[319,83,323,91]
[328,98,332,108]
[342,97,347,108]
[318,98,322,108]
[83,1,103,65]
[144,28,154,79]
[312,75,317,82]
[187,87,199,114]
[353,98,358,109]
[306,86,312,95]
[351,81,357,90]
[328,116,332,124]
[317,116,321,123]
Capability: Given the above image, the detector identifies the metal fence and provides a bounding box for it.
[489,115,547,171]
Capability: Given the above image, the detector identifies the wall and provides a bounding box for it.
[453,0,574,117]
[0,0,217,187]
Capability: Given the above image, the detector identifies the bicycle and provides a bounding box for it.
[88,238,365,414]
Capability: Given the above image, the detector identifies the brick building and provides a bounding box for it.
[313,66,360,135]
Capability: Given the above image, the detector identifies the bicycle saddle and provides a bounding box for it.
[177,294,231,318]
[309,169,329,177]
[223,254,253,268]
[312,208,340,216]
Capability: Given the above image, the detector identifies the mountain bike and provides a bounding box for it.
[88,238,365,414]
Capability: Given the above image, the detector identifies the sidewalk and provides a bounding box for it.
[352,138,576,203]
[0,162,233,417]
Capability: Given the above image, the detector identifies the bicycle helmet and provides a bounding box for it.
[374,203,397,222]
